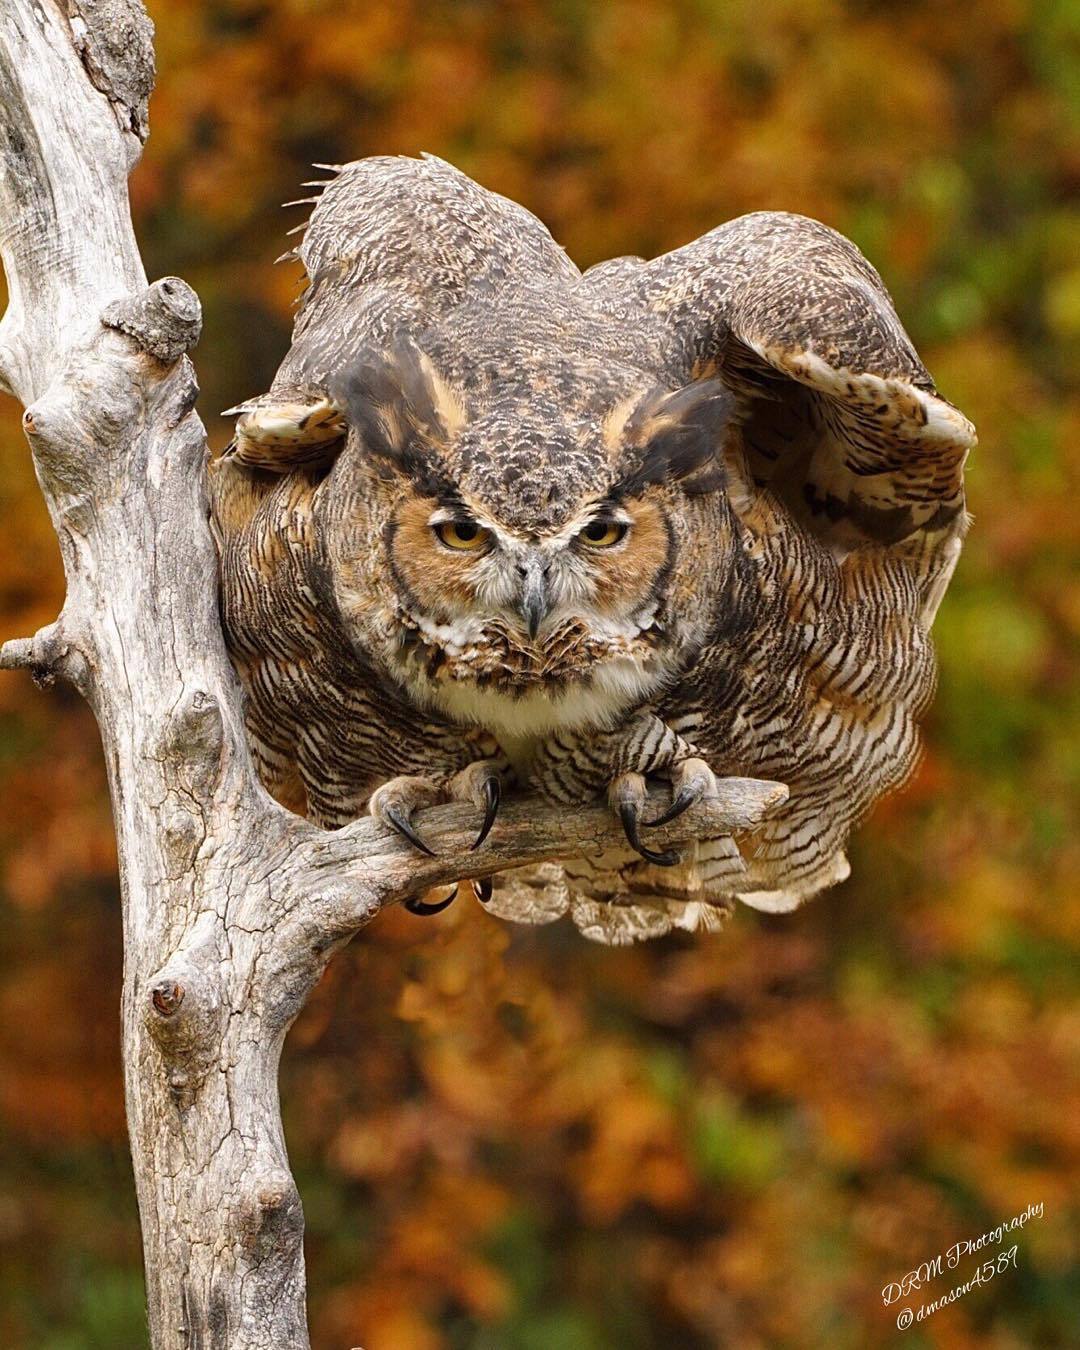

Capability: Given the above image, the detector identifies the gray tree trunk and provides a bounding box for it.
[0,3,785,1346]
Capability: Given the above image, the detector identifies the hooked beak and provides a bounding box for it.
[518,554,551,640]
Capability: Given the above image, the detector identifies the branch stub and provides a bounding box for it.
[102,277,202,363]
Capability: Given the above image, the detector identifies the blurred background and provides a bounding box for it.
[0,0,1077,1346]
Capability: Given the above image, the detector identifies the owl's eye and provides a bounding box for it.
[579,520,628,548]
[434,519,490,551]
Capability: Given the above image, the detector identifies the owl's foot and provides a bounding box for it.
[405,883,459,916]
[644,757,719,826]
[448,760,503,850]
[609,758,721,866]
[369,775,443,855]
[533,711,711,867]
[610,773,680,867]
[369,761,507,857]
[403,875,492,919]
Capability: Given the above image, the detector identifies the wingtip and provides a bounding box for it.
[918,390,978,448]
[221,397,265,417]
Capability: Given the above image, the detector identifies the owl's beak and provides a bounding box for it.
[518,554,551,640]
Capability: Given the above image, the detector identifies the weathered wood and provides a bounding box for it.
[0,3,787,1346]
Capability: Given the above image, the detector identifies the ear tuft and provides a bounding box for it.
[617,379,734,496]
[327,342,465,490]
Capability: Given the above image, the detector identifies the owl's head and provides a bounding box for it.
[323,343,739,737]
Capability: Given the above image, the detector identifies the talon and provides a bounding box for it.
[472,877,493,903]
[471,776,500,850]
[619,800,679,867]
[643,758,718,828]
[385,805,437,857]
[644,787,696,828]
[405,885,458,916]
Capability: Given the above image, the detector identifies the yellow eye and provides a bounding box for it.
[580,520,628,548]
[434,520,490,551]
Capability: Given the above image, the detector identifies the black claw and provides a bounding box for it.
[473,877,493,903]
[385,805,437,857]
[471,776,500,850]
[405,886,458,916]
[619,800,679,867]
[644,787,697,828]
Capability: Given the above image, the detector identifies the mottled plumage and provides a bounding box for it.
[208,154,974,943]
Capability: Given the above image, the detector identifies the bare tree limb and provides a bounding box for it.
[282,779,787,931]
[0,3,787,1346]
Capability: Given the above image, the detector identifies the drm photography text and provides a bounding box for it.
[882,1201,1044,1331]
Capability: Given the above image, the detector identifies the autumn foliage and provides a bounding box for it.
[0,1,1077,1346]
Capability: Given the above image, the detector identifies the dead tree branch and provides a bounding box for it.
[0,3,786,1345]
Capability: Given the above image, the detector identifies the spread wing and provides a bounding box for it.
[588,211,976,623]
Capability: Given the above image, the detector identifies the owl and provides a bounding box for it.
[208,155,974,944]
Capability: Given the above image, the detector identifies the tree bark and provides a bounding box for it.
[0,4,787,1347]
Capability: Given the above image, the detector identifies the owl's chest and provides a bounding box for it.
[426,671,644,743]
[388,600,681,745]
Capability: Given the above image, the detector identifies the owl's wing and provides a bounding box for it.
[602,211,976,622]
[219,392,347,473]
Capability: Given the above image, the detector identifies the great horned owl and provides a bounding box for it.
[208,155,974,944]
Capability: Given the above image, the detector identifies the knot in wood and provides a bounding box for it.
[102,277,202,363]
[238,1171,304,1256]
[151,979,184,1017]
[159,689,225,809]
[166,688,224,763]
[19,354,143,492]
[19,395,59,449]
[161,805,203,876]
[144,953,224,1099]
